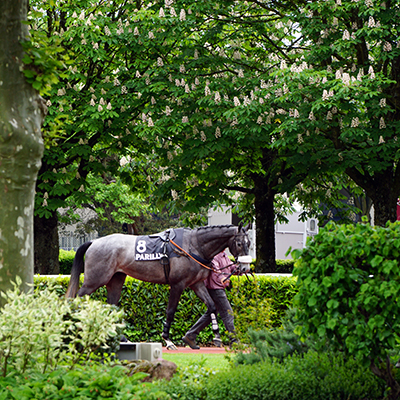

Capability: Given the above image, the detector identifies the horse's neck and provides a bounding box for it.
[193,226,235,260]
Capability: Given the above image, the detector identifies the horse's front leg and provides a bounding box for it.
[162,283,185,350]
[187,281,222,348]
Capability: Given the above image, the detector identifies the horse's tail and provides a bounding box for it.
[65,241,93,298]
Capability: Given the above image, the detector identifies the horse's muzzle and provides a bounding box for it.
[237,255,252,274]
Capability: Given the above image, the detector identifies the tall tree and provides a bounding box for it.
[0,0,45,295]
[28,0,166,273]
[271,0,400,226]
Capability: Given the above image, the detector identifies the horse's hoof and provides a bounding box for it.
[213,337,222,347]
[165,339,177,350]
[182,335,200,350]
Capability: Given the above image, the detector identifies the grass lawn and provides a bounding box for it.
[162,352,233,371]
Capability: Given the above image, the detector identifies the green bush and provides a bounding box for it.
[235,308,313,365]
[293,220,400,398]
[0,279,124,375]
[0,363,170,400]
[35,274,298,345]
[0,281,171,400]
[59,249,75,275]
[206,351,384,400]
[155,361,213,400]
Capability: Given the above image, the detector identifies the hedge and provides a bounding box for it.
[34,274,297,346]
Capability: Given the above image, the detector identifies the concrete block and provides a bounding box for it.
[117,342,163,362]
[117,342,139,361]
[138,342,162,362]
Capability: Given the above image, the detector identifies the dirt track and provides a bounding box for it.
[162,346,229,354]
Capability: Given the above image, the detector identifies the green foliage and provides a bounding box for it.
[229,275,298,328]
[293,220,400,396]
[59,249,75,275]
[294,221,400,361]
[35,275,298,345]
[206,351,384,400]
[0,363,170,400]
[155,361,214,400]
[235,308,314,365]
[228,279,275,343]
[0,280,124,376]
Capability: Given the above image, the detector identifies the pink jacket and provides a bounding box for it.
[205,251,236,289]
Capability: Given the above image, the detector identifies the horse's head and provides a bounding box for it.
[228,223,252,274]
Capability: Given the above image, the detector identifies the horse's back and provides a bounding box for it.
[85,233,137,263]
[83,233,171,284]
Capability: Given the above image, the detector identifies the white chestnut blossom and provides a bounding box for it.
[368,16,375,28]
[384,42,392,51]
[368,66,375,79]
[180,9,186,21]
[351,117,359,127]
[342,30,350,40]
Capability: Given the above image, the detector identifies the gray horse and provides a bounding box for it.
[66,224,251,349]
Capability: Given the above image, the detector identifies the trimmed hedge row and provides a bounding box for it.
[34,274,297,345]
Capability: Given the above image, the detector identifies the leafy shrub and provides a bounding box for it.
[0,279,124,375]
[229,275,297,328]
[35,274,298,345]
[59,249,75,274]
[229,280,274,343]
[206,351,384,400]
[235,308,314,365]
[155,360,215,400]
[293,220,400,397]
[0,363,170,400]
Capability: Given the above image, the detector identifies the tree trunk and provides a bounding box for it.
[0,0,45,297]
[253,180,277,272]
[34,212,59,274]
[346,168,399,226]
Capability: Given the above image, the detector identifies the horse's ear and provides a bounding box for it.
[238,222,243,231]
[243,223,251,231]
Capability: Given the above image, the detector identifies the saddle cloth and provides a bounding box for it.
[134,228,184,261]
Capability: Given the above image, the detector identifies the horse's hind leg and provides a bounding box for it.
[186,281,221,348]
[162,283,185,350]
[106,272,126,305]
